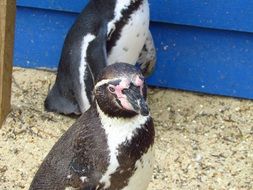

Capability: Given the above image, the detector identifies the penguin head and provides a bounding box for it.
[94,63,149,118]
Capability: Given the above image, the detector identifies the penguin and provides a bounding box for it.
[44,0,156,115]
[30,63,155,190]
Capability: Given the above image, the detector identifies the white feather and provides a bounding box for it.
[79,33,96,112]
[65,187,78,190]
[122,147,154,190]
[108,0,150,65]
[96,102,150,188]
[107,0,132,36]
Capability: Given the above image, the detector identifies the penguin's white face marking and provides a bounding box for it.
[78,33,96,113]
[121,147,154,190]
[97,103,149,189]
[108,0,149,65]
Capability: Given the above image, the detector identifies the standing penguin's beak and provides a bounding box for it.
[122,83,149,116]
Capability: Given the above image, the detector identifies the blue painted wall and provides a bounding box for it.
[14,0,253,99]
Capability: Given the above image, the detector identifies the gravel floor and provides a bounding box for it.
[0,67,252,190]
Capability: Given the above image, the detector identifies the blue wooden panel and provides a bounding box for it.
[17,0,253,33]
[14,7,77,68]
[147,23,253,98]
[16,0,87,13]
[150,0,253,33]
[14,2,253,99]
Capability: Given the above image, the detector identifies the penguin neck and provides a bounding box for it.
[95,101,149,133]
[111,0,145,22]
[107,0,145,34]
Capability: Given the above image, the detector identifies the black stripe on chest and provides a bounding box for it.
[107,117,154,190]
[106,0,144,54]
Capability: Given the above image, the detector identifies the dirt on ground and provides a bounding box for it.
[0,67,252,190]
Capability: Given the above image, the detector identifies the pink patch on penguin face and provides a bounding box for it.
[118,97,134,111]
[112,79,130,98]
[134,76,144,87]
[134,75,144,96]
[108,79,134,111]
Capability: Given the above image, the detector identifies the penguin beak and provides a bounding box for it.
[123,84,149,116]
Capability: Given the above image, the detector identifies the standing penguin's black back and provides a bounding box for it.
[44,0,116,115]
[44,0,155,115]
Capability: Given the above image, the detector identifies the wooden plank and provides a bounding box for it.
[0,0,16,127]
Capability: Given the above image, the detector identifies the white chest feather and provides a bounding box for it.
[107,0,132,34]
[97,104,150,189]
[108,0,150,65]
[122,147,154,190]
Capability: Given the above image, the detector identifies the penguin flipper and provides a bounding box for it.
[67,157,103,190]
[73,21,108,114]
[67,151,99,188]
[86,21,108,82]
[137,30,156,77]
[66,114,108,189]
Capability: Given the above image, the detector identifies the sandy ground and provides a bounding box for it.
[0,67,252,190]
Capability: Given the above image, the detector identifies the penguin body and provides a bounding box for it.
[106,0,149,65]
[30,63,155,190]
[44,0,156,115]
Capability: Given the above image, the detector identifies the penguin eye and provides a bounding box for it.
[108,86,115,93]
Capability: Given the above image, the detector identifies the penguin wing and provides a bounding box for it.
[30,108,107,189]
[29,124,79,190]
[137,30,156,77]
[86,21,108,83]
[66,108,109,188]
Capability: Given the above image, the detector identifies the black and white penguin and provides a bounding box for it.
[30,63,155,190]
[44,0,156,115]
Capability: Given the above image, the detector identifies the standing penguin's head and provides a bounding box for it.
[94,63,149,118]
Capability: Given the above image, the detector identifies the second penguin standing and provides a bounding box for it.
[45,0,156,115]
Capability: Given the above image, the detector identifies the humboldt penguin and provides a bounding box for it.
[30,63,155,190]
[44,0,156,115]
